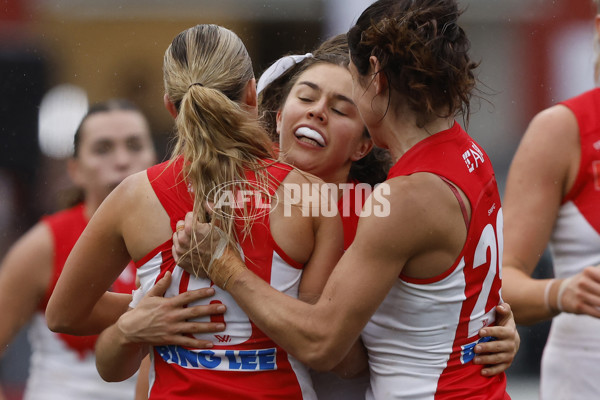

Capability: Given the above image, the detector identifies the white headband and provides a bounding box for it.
[256,53,313,95]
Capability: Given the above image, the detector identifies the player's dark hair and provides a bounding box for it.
[348,0,479,128]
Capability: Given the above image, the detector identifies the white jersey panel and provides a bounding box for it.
[548,200,600,277]
[136,252,164,300]
[269,252,302,297]
[541,313,600,400]
[543,203,600,400]
[24,313,136,400]
[362,260,466,400]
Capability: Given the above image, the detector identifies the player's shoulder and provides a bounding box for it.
[115,170,152,197]
[99,170,154,223]
[528,104,578,140]
[365,173,462,245]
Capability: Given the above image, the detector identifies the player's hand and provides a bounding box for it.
[172,212,212,278]
[557,266,600,318]
[474,302,520,376]
[172,212,246,289]
[117,271,225,348]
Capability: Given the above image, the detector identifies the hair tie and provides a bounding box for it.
[188,82,204,89]
[257,53,313,95]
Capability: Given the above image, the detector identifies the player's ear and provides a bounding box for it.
[164,94,178,118]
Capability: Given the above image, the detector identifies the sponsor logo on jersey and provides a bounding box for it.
[460,336,495,364]
[156,345,277,371]
[462,142,485,173]
[215,335,232,343]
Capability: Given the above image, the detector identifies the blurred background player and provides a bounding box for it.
[502,1,600,399]
[0,99,157,400]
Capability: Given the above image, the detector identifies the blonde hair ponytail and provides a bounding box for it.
[164,24,275,269]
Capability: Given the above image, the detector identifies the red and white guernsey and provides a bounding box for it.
[540,88,600,400]
[361,123,509,400]
[25,204,137,400]
[550,88,600,275]
[136,158,316,400]
[311,181,372,400]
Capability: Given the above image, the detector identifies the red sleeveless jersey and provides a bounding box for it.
[41,204,137,358]
[136,158,317,399]
[362,123,509,399]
